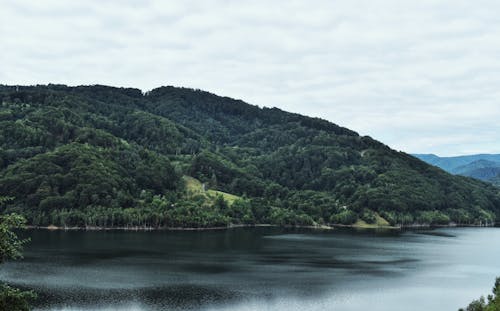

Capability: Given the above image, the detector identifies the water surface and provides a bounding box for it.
[1,227,499,310]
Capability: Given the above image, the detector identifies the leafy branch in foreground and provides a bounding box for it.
[460,277,500,311]
[0,197,36,311]
[0,214,29,262]
[0,284,35,311]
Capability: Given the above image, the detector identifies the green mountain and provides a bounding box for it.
[1,84,499,228]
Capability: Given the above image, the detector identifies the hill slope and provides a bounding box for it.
[1,84,499,227]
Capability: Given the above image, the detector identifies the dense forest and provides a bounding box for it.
[1,84,499,228]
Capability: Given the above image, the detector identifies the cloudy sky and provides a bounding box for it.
[1,0,499,156]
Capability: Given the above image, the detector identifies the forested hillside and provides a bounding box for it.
[1,84,499,228]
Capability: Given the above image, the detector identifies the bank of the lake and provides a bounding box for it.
[25,221,496,232]
[26,223,334,231]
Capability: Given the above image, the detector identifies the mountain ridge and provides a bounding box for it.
[1,84,499,228]
[414,153,500,183]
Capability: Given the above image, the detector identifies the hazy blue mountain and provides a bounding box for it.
[414,154,500,183]
[454,159,500,174]
[413,154,500,173]
[454,159,500,178]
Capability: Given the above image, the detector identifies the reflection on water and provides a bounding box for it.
[1,227,499,311]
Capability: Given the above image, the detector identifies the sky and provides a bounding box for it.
[1,0,499,156]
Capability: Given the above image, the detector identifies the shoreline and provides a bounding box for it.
[25,222,496,232]
[25,223,333,232]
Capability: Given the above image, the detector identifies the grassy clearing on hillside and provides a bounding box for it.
[183,176,240,205]
[184,176,204,194]
[206,190,239,205]
[353,213,397,229]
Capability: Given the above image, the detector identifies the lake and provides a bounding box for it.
[1,227,499,311]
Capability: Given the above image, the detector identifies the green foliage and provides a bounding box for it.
[360,208,377,224]
[0,284,36,311]
[460,277,500,311]
[416,210,451,225]
[330,209,358,225]
[0,213,28,262]
[0,196,36,310]
[1,84,500,228]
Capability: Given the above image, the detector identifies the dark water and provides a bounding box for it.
[1,227,499,311]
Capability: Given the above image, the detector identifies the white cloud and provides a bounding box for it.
[1,0,499,156]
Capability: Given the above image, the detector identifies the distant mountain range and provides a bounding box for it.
[413,154,500,185]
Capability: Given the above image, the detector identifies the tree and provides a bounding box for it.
[460,277,500,311]
[0,196,36,311]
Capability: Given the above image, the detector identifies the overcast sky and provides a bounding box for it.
[1,0,499,156]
